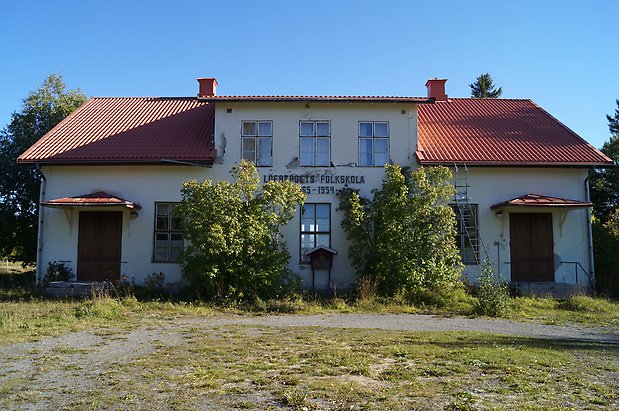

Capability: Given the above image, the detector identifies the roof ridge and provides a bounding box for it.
[90,96,197,100]
[446,97,533,101]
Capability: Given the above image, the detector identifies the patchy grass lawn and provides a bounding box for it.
[1,321,617,410]
[1,266,618,410]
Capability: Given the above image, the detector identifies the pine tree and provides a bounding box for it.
[469,73,503,98]
[607,99,619,135]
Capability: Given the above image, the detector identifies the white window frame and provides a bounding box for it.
[299,120,331,167]
[241,120,273,166]
[154,202,184,263]
[358,121,390,167]
[300,203,331,263]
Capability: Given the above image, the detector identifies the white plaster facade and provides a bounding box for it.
[36,99,595,290]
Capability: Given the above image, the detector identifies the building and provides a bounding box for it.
[18,77,612,295]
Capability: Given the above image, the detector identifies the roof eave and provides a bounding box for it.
[18,158,215,166]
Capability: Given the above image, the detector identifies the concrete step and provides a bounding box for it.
[45,281,113,298]
[510,282,589,299]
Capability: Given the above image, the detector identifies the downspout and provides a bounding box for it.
[35,163,46,286]
[584,175,595,293]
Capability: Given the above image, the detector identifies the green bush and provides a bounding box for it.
[43,261,74,285]
[475,258,509,317]
[592,220,619,298]
[179,161,305,302]
[338,165,463,299]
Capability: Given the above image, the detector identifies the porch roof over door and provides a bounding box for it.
[490,193,592,210]
[41,191,141,209]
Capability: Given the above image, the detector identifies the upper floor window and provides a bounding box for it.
[300,120,330,166]
[242,121,273,166]
[154,202,183,263]
[358,121,389,166]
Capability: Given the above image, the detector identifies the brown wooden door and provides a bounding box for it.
[510,213,554,282]
[77,211,122,282]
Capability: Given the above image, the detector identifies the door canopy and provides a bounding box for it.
[41,191,141,209]
[491,193,592,210]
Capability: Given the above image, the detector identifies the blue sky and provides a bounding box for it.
[1,0,617,149]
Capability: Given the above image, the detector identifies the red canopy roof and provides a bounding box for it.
[42,191,141,209]
[417,98,612,166]
[18,97,215,165]
[490,194,592,210]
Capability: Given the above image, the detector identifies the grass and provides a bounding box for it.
[1,268,618,409]
[1,267,618,345]
[2,323,617,410]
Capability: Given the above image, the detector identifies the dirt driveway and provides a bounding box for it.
[1,313,617,410]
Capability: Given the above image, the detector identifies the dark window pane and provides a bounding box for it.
[242,121,256,136]
[156,216,169,231]
[359,122,373,137]
[258,121,272,136]
[300,121,314,137]
[316,122,330,137]
[374,122,389,137]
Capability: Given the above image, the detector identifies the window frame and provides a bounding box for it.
[153,202,184,263]
[358,121,390,167]
[450,203,479,265]
[299,120,331,167]
[241,120,273,167]
[299,203,331,264]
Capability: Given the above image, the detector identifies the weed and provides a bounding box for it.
[475,258,509,317]
[43,261,74,285]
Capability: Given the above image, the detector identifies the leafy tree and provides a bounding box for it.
[469,73,503,98]
[179,160,306,301]
[0,74,86,264]
[338,164,463,301]
[589,100,619,222]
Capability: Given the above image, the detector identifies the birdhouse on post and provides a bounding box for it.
[305,245,338,290]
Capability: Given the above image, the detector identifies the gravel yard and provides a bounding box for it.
[1,313,617,410]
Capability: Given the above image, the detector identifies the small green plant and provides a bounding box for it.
[43,261,74,285]
[444,391,477,410]
[475,258,509,317]
[143,272,166,295]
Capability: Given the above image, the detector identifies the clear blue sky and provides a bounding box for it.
[1,0,617,149]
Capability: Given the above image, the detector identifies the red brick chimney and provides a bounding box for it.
[197,78,218,97]
[425,78,448,101]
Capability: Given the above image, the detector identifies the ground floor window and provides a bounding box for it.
[451,204,479,265]
[300,203,330,263]
[154,202,183,262]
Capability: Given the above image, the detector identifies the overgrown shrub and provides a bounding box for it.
[592,219,619,298]
[179,160,305,302]
[43,261,74,285]
[338,164,463,301]
[475,258,509,317]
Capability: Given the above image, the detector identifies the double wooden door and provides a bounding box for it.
[510,213,554,282]
[77,211,122,282]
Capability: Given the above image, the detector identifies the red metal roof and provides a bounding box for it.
[18,97,215,164]
[417,98,612,166]
[491,194,592,209]
[41,191,141,209]
[200,95,432,103]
